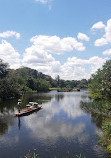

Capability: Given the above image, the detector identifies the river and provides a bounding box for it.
[0,90,108,158]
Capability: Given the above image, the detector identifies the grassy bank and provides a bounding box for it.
[80,99,111,156]
[98,119,111,157]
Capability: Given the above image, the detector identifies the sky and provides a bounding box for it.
[0,0,111,80]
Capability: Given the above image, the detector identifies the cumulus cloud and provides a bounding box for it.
[59,56,107,80]
[22,43,61,75]
[0,33,108,80]
[91,21,105,30]
[103,49,111,55]
[23,37,107,80]
[77,33,90,41]
[0,31,20,39]
[0,40,21,69]
[30,35,85,54]
[94,38,108,46]
[21,34,108,80]
[94,19,111,46]
[22,35,86,78]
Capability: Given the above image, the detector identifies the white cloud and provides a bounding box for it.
[22,35,86,78]
[22,34,108,80]
[103,49,111,55]
[0,40,21,69]
[94,19,111,46]
[35,0,52,10]
[94,38,108,46]
[0,33,108,80]
[35,0,50,4]
[88,56,107,74]
[23,41,107,80]
[77,33,90,41]
[0,31,20,39]
[22,44,61,75]
[91,21,105,30]
[59,56,107,80]
[30,35,85,55]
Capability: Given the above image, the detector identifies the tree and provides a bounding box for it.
[56,75,60,87]
[0,59,9,79]
[36,79,51,92]
[89,60,111,99]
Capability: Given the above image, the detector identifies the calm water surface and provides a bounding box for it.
[0,90,108,158]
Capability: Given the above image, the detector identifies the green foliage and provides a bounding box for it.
[0,59,9,79]
[77,79,88,89]
[99,120,111,157]
[0,77,19,100]
[24,149,39,158]
[0,60,19,100]
[36,79,51,92]
[80,99,109,114]
[89,60,111,99]
[80,98,111,156]
[0,59,89,100]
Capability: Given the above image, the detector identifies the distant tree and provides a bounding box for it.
[78,79,88,88]
[56,75,60,87]
[0,76,19,100]
[0,59,9,79]
[26,77,37,90]
[36,79,51,92]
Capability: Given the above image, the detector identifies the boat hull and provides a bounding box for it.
[15,106,42,117]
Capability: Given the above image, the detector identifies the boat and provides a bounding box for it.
[76,88,80,91]
[15,102,42,117]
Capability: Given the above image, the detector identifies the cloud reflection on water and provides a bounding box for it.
[24,91,90,144]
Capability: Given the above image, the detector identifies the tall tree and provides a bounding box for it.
[0,59,9,79]
[89,60,111,99]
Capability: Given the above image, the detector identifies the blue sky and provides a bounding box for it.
[0,0,111,80]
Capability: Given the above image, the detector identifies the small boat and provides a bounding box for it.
[76,88,80,91]
[15,102,42,117]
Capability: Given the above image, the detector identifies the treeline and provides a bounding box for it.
[85,60,111,155]
[0,59,89,100]
[89,60,111,99]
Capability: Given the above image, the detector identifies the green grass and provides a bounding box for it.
[98,120,111,157]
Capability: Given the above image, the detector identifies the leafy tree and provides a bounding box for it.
[56,75,60,87]
[0,59,9,79]
[36,79,51,92]
[89,60,111,99]
[78,79,88,88]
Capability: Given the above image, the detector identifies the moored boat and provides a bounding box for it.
[76,88,80,91]
[15,102,42,117]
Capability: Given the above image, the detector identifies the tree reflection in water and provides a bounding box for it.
[0,99,17,135]
[80,99,111,129]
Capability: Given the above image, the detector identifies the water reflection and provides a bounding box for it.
[23,91,90,142]
[80,99,110,129]
[0,90,108,158]
[0,99,17,135]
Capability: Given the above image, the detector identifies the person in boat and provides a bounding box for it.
[18,99,22,113]
[18,104,21,113]
[18,99,22,105]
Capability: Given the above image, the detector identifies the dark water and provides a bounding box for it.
[0,90,108,158]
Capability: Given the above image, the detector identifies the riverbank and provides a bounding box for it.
[98,119,111,157]
[81,99,111,157]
